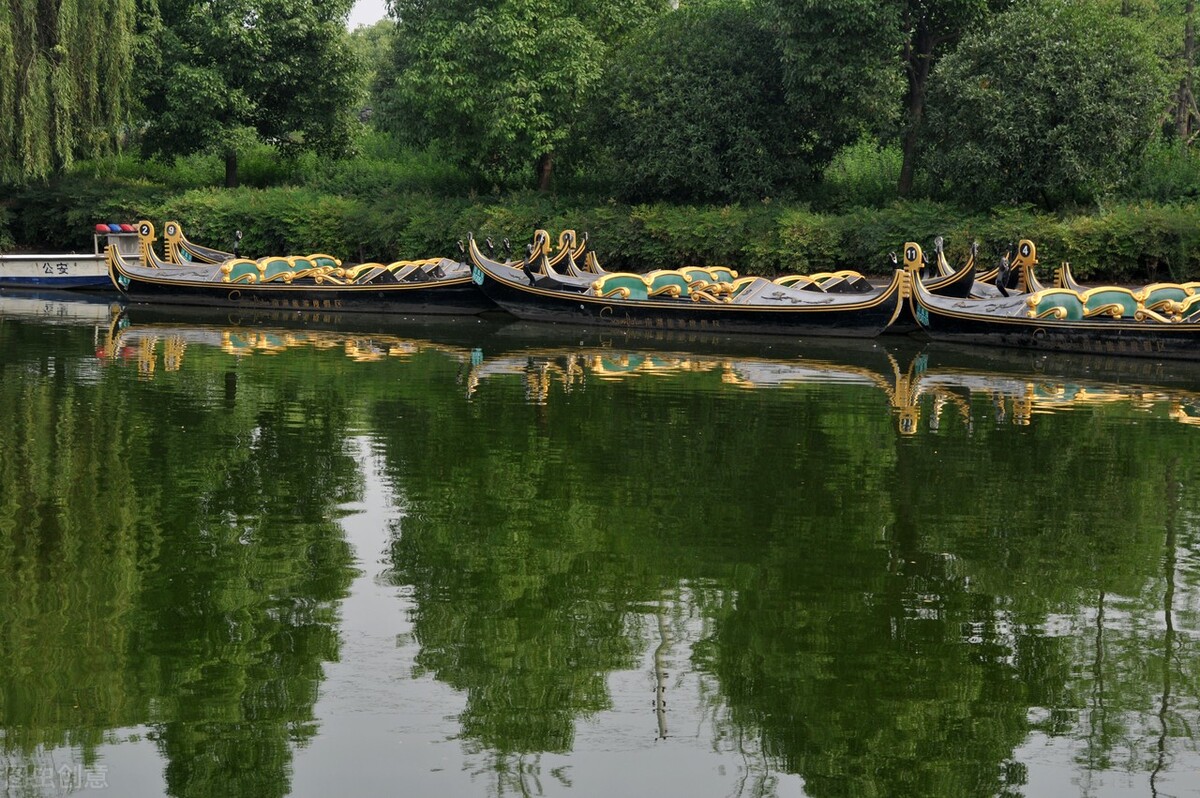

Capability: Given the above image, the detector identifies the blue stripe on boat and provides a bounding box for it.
[0,276,113,289]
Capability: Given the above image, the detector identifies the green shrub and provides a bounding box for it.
[69,152,224,190]
[10,175,1200,282]
[308,147,473,199]
[835,201,975,269]
[817,138,906,210]
[9,176,176,250]
[1124,141,1200,203]
[235,148,315,189]
[158,188,362,259]
[1060,204,1200,284]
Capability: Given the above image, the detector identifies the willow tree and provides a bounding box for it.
[0,0,136,183]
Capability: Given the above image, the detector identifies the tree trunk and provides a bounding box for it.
[224,151,239,188]
[536,152,554,192]
[1151,461,1179,796]
[898,23,934,197]
[1177,0,1196,142]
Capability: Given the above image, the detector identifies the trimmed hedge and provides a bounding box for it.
[8,179,1200,283]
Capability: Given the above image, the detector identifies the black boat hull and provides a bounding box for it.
[910,278,1200,360]
[110,251,495,316]
[913,313,1200,359]
[470,260,907,338]
[118,278,493,315]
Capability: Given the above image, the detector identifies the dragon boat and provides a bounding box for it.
[161,220,240,264]
[484,228,906,295]
[107,221,494,315]
[919,236,979,298]
[887,239,981,333]
[906,242,1200,359]
[466,232,909,338]
[967,239,1046,298]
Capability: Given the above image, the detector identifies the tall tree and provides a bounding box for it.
[378,0,668,191]
[137,0,361,187]
[591,0,801,202]
[924,0,1170,208]
[896,0,994,196]
[762,0,996,198]
[0,0,137,183]
[760,0,907,176]
[350,19,395,121]
[1174,0,1200,142]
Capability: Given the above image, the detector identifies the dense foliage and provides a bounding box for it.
[375,0,668,190]
[136,0,361,187]
[762,0,905,166]
[5,0,1200,281]
[589,1,798,202]
[924,0,1169,208]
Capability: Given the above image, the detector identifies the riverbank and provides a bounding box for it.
[6,176,1199,284]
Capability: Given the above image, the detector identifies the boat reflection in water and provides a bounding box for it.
[465,324,1200,436]
[95,302,498,377]
[86,299,1200,435]
[909,346,1200,432]
[0,288,121,323]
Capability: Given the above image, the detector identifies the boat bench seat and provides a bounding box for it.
[726,277,766,300]
[1138,283,1200,319]
[343,258,453,285]
[773,270,869,293]
[289,255,345,281]
[310,254,342,269]
[332,262,388,282]
[680,266,738,284]
[824,271,871,292]
[1178,293,1200,322]
[591,273,650,300]
[1080,287,1141,319]
[590,269,738,301]
[213,252,347,284]
[219,259,262,284]
[1027,285,1183,322]
[773,274,824,291]
[257,257,296,283]
[1027,289,1084,320]
[645,270,695,298]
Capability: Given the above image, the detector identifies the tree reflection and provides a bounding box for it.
[384,347,1200,796]
[696,401,1200,796]
[0,324,359,797]
[5,311,1200,797]
[380,368,901,770]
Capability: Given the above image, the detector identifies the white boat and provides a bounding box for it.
[0,224,142,289]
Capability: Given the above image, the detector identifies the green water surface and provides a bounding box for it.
[1,294,1199,798]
